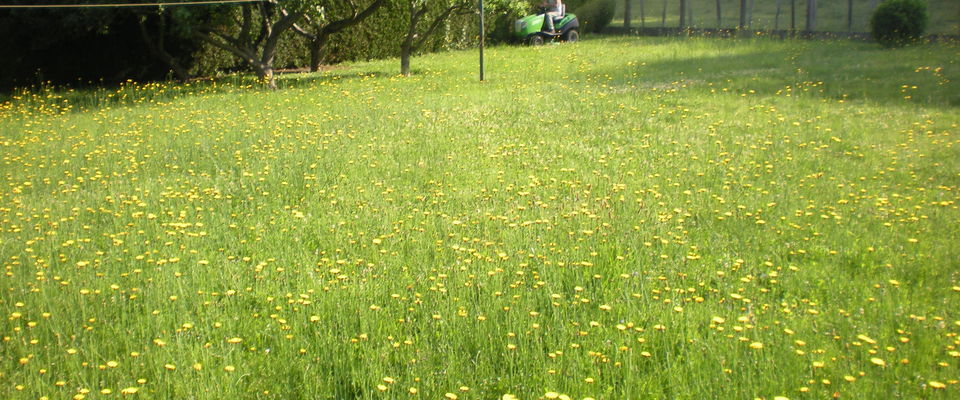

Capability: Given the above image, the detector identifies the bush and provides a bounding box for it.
[573,0,616,34]
[870,0,928,48]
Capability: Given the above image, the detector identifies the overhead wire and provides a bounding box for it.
[0,0,264,9]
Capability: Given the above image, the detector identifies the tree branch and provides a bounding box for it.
[413,4,465,51]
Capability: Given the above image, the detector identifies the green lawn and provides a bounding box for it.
[611,0,960,34]
[1,36,959,399]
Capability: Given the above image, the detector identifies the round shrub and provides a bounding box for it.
[870,0,928,48]
[574,0,616,34]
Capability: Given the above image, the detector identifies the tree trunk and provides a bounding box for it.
[739,0,747,30]
[748,0,754,29]
[774,0,782,31]
[715,0,722,28]
[661,0,667,27]
[401,1,421,76]
[252,62,276,89]
[309,43,322,72]
[137,14,191,82]
[679,0,686,28]
[806,0,816,33]
[847,0,853,32]
[400,47,412,76]
[293,0,387,73]
[624,0,632,28]
[791,0,796,32]
[639,0,645,30]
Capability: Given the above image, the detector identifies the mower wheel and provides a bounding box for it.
[563,30,579,43]
[528,35,545,46]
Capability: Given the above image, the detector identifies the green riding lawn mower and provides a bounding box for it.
[512,5,579,45]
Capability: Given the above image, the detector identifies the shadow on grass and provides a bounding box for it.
[583,37,960,109]
[0,66,404,116]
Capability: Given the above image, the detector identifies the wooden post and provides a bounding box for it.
[625,0,632,28]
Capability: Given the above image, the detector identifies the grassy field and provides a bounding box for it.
[610,0,960,35]
[1,36,959,399]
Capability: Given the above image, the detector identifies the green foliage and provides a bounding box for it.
[573,0,616,33]
[871,0,929,48]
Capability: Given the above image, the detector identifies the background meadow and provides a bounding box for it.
[1,36,959,399]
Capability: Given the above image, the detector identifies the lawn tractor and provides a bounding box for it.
[513,5,579,45]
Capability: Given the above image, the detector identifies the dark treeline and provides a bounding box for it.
[1,0,617,91]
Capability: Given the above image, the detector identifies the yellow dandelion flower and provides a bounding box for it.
[224,365,235,372]
[163,364,176,371]
[749,342,764,349]
[502,394,518,400]
[444,393,458,400]
[545,392,560,399]
[226,337,243,344]
[119,387,139,395]
[870,357,886,367]
[928,381,946,389]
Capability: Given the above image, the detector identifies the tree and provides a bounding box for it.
[399,0,526,76]
[399,0,469,76]
[290,0,388,72]
[624,0,631,28]
[191,0,310,89]
[136,7,203,82]
[0,0,204,90]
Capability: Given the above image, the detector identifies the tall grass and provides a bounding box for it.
[1,36,958,399]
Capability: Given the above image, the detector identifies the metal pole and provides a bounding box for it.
[479,0,485,81]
